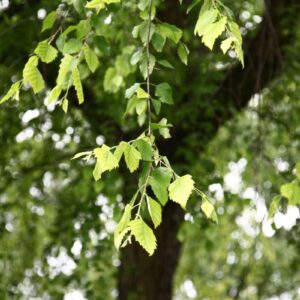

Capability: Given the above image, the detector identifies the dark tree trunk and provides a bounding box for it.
[118,202,184,300]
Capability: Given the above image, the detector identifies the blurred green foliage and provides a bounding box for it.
[1,0,300,299]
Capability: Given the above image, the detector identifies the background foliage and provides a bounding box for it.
[1,0,300,299]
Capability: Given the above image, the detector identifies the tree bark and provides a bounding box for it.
[118,202,184,300]
[117,1,300,299]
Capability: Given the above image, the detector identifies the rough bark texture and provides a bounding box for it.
[118,1,300,300]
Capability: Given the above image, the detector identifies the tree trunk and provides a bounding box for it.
[118,202,184,300]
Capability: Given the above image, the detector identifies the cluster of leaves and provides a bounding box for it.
[269,163,300,219]
[0,4,101,111]
[74,134,217,255]
[0,0,244,255]
[191,0,244,66]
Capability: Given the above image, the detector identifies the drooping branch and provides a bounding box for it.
[193,0,300,141]
[118,2,300,300]
[161,0,300,159]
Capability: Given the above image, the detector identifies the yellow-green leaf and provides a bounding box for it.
[23,56,45,93]
[147,196,162,228]
[194,8,218,37]
[220,37,235,54]
[168,175,195,208]
[296,163,300,180]
[136,87,149,99]
[202,17,227,50]
[93,145,119,180]
[130,219,157,256]
[57,55,75,86]
[86,0,120,13]
[114,204,132,249]
[72,67,84,104]
[47,86,62,104]
[35,40,58,63]
[280,180,300,205]
[62,98,69,113]
[0,81,21,104]
[42,11,56,32]
[124,143,142,173]
[201,200,215,219]
[83,45,99,73]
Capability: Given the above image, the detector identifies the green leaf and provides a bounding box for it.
[220,37,235,54]
[280,180,300,205]
[124,143,142,173]
[234,44,244,68]
[133,138,153,161]
[42,11,56,32]
[93,145,119,180]
[55,34,66,52]
[23,56,45,93]
[157,22,182,44]
[114,204,132,249]
[35,40,58,64]
[147,196,162,228]
[72,67,84,104]
[177,42,189,65]
[135,99,147,115]
[136,87,149,99]
[194,8,218,37]
[125,83,140,99]
[62,25,78,37]
[47,86,62,104]
[114,142,142,171]
[136,21,155,44]
[201,200,217,222]
[139,54,155,79]
[0,81,21,104]
[151,118,172,139]
[114,141,127,162]
[62,98,69,113]
[155,83,173,105]
[86,0,120,13]
[228,21,242,45]
[63,38,82,55]
[296,163,300,180]
[71,151,93,160]
[158,60,174,69]
[268,195,281,220]
[125,96,139,115]
[168,175,195,208]
[57,55,75,86]
[130,219,157,256]
[228,21,244,67]
[130,49,143,65]
[76,20,91,39]
[151,99,161,115]
[152,33,165,52]
[83,45,99,73]
[149,167,172,205]
[202,17,227,50]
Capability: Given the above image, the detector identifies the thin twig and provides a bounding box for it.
[146,0,154,136]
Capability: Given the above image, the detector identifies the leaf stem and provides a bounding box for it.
[136,165,152,218]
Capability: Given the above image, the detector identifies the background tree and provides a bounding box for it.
[1,0,300,299]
